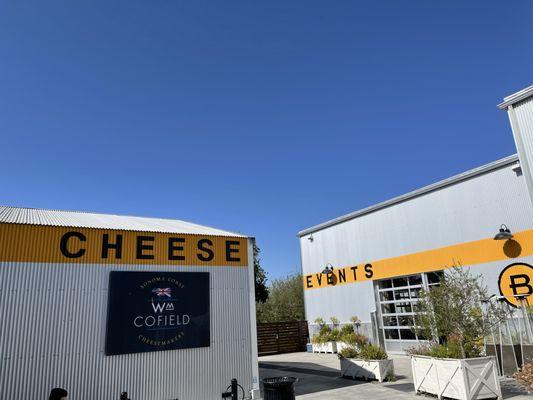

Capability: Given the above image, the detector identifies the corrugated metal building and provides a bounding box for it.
[298,85,533,354]
[0,207,259,400]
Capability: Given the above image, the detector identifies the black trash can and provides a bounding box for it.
[262,377,297,400]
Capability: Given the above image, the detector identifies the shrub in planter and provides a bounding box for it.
[407,341,482,359]
[329,327,341,342]
[336,326,368,352]
[338,344,393,382]
[410,268,505,400]
[413,267,505,359]
[359,344,387,361]
[317,324,331,339]
[340,324,354,337]
[515,361,533,393]
[338,346,359,359]
[311,324,338,353]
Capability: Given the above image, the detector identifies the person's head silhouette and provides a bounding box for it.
[49,388,68,400]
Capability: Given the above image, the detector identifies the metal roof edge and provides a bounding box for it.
[498,85,533,109]
[0,206,250,238]
[298,154,520,237]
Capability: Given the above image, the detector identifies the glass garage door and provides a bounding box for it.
[377,272,442,353]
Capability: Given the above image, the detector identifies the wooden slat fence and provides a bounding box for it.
[257,321,309,356]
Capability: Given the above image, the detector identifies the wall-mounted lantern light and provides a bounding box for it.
[308,234,314,242]
[494,224,513,240]
[322,263,334,275]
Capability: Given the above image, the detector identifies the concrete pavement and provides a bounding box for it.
[259,352,530,399]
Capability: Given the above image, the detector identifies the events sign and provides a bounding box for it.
[303,229,533,291]
[105,271,210,355]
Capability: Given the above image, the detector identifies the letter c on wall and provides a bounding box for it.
[60,231,87,258]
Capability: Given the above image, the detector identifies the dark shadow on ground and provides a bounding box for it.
[259,361,363,396]
[382,382,415,394]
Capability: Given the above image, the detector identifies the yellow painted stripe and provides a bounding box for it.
[303,229,533,290]
[0,224,248,267]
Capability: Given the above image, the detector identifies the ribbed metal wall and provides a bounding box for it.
[510,95,533,206]
[0,257,255,399]
[300,159,533,330]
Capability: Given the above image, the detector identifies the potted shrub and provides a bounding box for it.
[338,343,394,382]
[311,317,338,353]
[337,325,368,353]
[410,267,505,400]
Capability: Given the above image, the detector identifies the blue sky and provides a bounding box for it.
[0,1,532,280]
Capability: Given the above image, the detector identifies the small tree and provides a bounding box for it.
[414,267,506,358]
[256,273,305,323]
[253,243,269,303]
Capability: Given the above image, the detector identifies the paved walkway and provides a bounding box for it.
[258,352,530,399]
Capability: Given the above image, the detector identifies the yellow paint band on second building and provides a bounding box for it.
[303,229,533,290]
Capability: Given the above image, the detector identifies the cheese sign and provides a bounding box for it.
[0,224,248,267]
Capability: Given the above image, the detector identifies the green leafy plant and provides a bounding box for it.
[255,273,304,323]
[338,346,359,359]
[253,243,269,303]
[413,267,506,358]
[338,344,388,360]
[311,324,335,344]
[358,344,388,360]
[406,340,482,359]
[311,334,327,344]
[330,316,340,328]
[329,328,341,341]
[340,324,354,337]
[314,317,326,327]
[319,325,332,336]
[342,332,369,348]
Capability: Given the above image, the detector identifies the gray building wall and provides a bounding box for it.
[299,156,533,341]
[500,86,533,208]
[0,243,258,400]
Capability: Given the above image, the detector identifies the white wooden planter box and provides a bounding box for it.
[312,341,337,353]
[336,342,363,353]
[336,341,350,353]
[411,355,502,400]
[340,357,394,382]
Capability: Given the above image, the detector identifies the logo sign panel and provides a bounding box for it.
[105,271,210,355]
[498,263,533,307]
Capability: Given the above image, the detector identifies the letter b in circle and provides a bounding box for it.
[499,263,533,307]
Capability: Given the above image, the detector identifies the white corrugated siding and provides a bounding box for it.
[0,260,255,399]
[300,158,533,326]
[510,95,533,206]
[0,207,247,237]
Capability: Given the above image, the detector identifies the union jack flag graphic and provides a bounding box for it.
[152,287,172,297]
